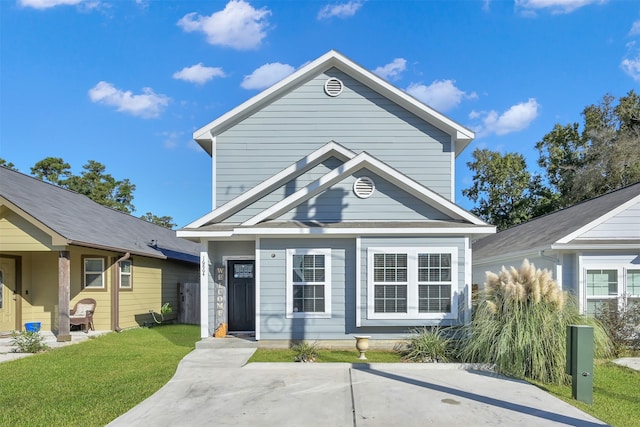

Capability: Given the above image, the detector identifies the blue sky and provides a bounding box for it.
[2,0,639,227]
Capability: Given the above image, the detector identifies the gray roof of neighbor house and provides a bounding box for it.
[0,167,199,263]
[473,181,640,260]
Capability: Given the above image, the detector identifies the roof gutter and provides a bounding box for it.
[112,252,130,332]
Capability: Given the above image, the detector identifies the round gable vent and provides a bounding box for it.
[353,176,375,199]
[324,77,343,97]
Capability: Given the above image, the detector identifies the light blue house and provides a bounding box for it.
[178,51,495,345]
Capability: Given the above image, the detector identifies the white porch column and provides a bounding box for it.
[199,241,210,339]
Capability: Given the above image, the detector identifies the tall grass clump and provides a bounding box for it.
[459,260,611,384]
[395,327,453,362]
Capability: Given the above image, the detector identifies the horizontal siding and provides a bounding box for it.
[258,238,355,340]
[577,201,640,240]
[225,158,342,223]
[277,169,451,223]
[0,210,53,251]
[216,69,453,208]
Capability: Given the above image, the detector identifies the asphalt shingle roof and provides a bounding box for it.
[472,182,640,260]
[0,167,199,263]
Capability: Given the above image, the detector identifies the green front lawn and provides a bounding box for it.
[530,360,640,427]
[0,325,199,427]
[248,348,403,363]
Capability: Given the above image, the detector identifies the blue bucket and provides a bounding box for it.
[25,322,41,332]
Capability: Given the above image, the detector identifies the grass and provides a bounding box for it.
[0,324,200,427]
[529,360,640,427]
[248,348,403,363]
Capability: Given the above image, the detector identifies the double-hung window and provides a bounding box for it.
[368,248,457,319]
[286,249,331,318]
[120,260,132,289]
[586,266,640,315]
[83,257,105,289]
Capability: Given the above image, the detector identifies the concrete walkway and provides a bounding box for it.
[108,337,612,427]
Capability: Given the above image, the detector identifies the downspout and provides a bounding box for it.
[113,252,131,332]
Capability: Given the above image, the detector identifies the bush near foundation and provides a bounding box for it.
[459,260,612,384]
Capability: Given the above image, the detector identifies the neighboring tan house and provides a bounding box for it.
[177,50,495,345]
[472,182,640,315]
[0,166,199,340]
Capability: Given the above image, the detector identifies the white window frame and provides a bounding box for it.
[119,260,132,289]
[584,264,640,314]
[367,247,458,320]
[83,257,105,289]
[286,248,332,319]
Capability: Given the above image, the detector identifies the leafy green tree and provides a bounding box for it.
[536,90,640,207]
[140,212,177,229]
[31,158,135,214]
[30,157,72,185]
[65,160,136,213]
[0,158,18,170]
[462,149,547,230]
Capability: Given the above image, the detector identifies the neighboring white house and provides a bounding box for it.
[472,182,640,315]
[178,50,495,345]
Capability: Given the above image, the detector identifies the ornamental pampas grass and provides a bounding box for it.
[459,259,611,384]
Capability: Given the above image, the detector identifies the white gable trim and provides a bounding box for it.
[242,152,488,227]
[193,50,474,157]
[184,141,356,228]
[555,194,640,244]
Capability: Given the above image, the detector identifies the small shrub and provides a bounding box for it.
[160,302,173,315]
[596,301,640,356]
[396,327,452,362]
[11,330,49,353]
[291,341,319,363]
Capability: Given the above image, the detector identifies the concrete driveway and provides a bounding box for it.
[108,338,609,427]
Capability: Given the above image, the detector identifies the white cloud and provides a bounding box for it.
[373,58,406,81]
[621,56,640,81]
[406,80,477,112]
[18,0,102,10]
[630,20,640,37]
[318,1,363,20]
[515,0,607,14]
[177,0,271,50]
[173,63,226,85]
[18,0,82,8]
[241,62,295,90]
[88,81,170,118]
[470,98,540,137]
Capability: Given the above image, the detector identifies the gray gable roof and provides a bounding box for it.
[0,167,199,263]
[473,182,640,260]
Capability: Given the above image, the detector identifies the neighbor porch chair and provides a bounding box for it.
[70,298,96,333]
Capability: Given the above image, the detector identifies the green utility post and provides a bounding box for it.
[566,325,594,404]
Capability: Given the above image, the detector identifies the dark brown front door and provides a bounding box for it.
[227,260,255,332]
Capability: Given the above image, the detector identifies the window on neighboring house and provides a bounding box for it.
[585,267,640,314]
[286,249,331,318]
[626,269,640,309]
[368,248,457,319]
[120,260,132,289]
[586,269,618,315]
[83,257,105,289]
